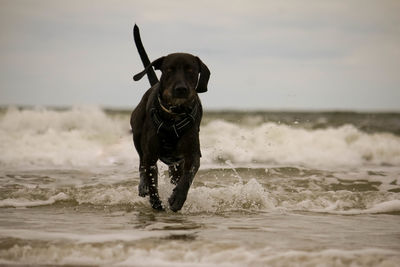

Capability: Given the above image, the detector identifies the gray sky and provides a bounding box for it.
[1,0,399,111]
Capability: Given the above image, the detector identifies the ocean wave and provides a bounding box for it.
[181,178,275,213]
[1,107,400,168]
[0,179,273,212]
[1,174,398,215]
[0,106,136,167]
[0,238,398,267]
[0,192,68,208]
[201,119,400,167]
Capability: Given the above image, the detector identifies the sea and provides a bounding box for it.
[0,106,399,266]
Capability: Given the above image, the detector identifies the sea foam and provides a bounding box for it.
[0,106,136,168]
[201,119,400,168]
[0,239,398,267]
[1,107,400,168]
[1,174,398,215]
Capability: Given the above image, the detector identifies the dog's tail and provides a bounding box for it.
[133,24,159,87]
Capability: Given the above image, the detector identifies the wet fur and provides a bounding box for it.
[131,25,210,211]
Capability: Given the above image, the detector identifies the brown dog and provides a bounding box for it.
[131,25,210,211]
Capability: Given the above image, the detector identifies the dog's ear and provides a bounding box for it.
[196,57,210,93]
[133,57,164,81]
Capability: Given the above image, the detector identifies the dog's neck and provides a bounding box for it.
[157,95,180,115]
[157,93,195,116]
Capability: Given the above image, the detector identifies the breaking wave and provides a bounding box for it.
[1,106,400,168]
[0,236,398,267]
[201,119,400,167]
[1,171,399,215]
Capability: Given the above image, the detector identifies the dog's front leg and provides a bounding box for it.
[139,163,164,210]
[168,155,200,212]
[168,160,184,185]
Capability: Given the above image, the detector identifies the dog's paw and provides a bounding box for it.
[168,189,187,212]
[138,183,149,197]
[150,195,164,211]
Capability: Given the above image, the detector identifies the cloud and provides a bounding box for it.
[1,0,400,110]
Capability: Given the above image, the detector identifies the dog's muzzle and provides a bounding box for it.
[173,85,189,98]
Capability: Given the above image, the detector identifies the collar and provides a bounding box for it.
[157,91,197,117]
[151,95,199,139]
[157,95,183,116]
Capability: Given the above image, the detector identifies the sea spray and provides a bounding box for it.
[2,107,400,168]
[201,119,400,167]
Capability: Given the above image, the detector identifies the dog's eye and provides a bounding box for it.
[186,68,194,73]
[166,68,173,73]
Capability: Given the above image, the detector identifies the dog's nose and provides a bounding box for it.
[173,86,188,97]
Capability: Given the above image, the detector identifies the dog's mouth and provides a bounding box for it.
[174,93,189,99]
[162,87,195,108]
[168,97,191,108]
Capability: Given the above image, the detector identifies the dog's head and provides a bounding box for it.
[134,53,210,108]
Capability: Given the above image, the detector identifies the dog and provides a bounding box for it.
[131,25,210,212]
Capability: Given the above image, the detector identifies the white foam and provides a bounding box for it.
[0,106,136,168]
[181,178,275,213]
[256,248,400,267]
[1,107,400,168]
[201,120,400,168]
[1,175,398,215]
[0,228,169,244]
[316,199,400,215]
[73,184,145,206]
[274,187,400,215]
[0,192,68,208]
[0,173,276,213]
[0,238,398,267]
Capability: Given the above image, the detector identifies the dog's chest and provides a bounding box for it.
[151,109,194,165]
[158,138,183,165]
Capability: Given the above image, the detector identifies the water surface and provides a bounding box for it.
[0,107,399,266]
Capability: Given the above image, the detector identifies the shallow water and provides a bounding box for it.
[0,107,399,266]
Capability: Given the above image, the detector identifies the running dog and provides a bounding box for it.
[131,25,210,211]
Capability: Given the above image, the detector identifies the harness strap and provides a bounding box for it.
[151,101,198,139]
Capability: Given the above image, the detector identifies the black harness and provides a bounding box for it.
[151,95,199,165]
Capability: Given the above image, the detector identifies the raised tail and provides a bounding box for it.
[133,24,159,87]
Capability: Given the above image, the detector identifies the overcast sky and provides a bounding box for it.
[1,0,399,111]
